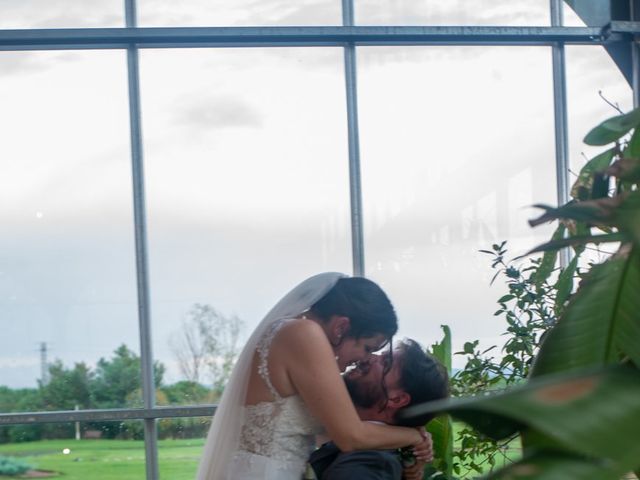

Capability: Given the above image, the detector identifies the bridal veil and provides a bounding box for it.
[196,272,347,480]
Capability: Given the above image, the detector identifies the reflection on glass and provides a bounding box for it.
[0,50,138,408]
[566,46,633,168]
[138,0,341,27]
[357,46,556,364]
[565,45,632,267]
[0,0,123,29]
[158,417,210,479]
[0,421,146,478]
[355,0,549,26]
[562,2,588,27]
[139,48,352,400]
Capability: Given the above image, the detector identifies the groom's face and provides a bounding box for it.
[344,348,403,410]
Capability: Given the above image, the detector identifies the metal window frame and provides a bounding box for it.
[0,406,216,425]
[2,1,640,479]
[0,25,615,50]
[551,0,571,269]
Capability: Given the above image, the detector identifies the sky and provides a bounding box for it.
[0,1,633,392]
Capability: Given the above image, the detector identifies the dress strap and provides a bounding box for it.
[256,319,287,401]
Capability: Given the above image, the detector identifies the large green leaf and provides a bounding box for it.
[616,191,640,246]
[428,326,453,479]
[626,124,640,158]
[400,366,640,471]
[530,192,640,246]
[570,148,615,201]
[525,232,627,255]
[606,156,640,182]
[531,224,564,287]
[426,414,454,479]
[484,452,622,480]
[528,197,623,229]
[583,107,640,145]
[532,248,640,374]
[553,254,578,315]
[430,325,452,374]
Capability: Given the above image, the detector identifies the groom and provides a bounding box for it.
[308,338,449,480]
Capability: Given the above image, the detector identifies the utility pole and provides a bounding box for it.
[40,342,49,385]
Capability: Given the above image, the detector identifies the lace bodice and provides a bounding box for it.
[237,319,323,470]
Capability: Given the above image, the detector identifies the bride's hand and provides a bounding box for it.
[410,427,433,462]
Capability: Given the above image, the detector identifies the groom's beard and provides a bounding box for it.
[344,376,383,409]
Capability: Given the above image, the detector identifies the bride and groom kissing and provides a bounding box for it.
[196,273,450,480]
[309,337,449,479]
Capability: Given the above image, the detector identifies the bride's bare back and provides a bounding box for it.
[245,317,321,405]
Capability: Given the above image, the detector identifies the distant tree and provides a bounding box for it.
[161,380,211,405]
[90,344,165,409]
[4,389,43,443]
[86,345,165,439]
[40,360,92,411]
[170,304,244,391]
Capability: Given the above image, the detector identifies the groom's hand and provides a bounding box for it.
[402,459,426,480]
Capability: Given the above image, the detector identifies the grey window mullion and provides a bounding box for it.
[0,26,608,51]
[0,406,217,425]
[631,3,640,107]
[551,0,571,268]
[125,1,159,479]
[342,0,365,276]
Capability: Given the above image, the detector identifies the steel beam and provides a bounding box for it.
[124,1,158,479]
[0,406,217,426]
[551,0,571,269]
[610,20,640,33]
[342,0,365,276]
[0,26,609,51]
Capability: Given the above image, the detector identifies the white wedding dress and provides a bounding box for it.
[227,319,323,479]
[196,272,346,480]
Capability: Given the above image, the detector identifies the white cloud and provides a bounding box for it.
[0,0,123,28]
[0,2,633,390]
[172,95,263,129]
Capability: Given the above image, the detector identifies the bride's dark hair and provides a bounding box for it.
[309,277,398,340]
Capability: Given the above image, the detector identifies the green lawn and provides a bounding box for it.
[0,429,521,479]
[451,422,522,477]
[0,438,205,479]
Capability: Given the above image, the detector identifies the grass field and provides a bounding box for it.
[0,438,205,479]
[0,431,521,479]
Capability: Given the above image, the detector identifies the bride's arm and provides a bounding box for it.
[279,321,423,453]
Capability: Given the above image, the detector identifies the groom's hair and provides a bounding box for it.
[310,277,398,340]
[394,339,449,427]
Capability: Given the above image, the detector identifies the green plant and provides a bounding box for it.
[436,243,563,478]
[0,455,32,476]
[426,326,454,479]
[407,107,640,479]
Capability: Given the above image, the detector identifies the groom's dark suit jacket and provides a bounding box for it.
[309,441,402,480]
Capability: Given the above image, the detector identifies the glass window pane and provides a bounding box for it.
[139,48,352,395]
[563,2,588,27]
[357,46,557,363]
[0,421,146,479]
[0,0,124,29]
[138,0,341,27]
[563,2,611,27]
[565,45,632,266]
[158,417,210,479]
[566,46,633,164]
[0,51,139,409]
[355,0,549,26]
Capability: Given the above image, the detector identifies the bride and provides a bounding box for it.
[196,272,430,480]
